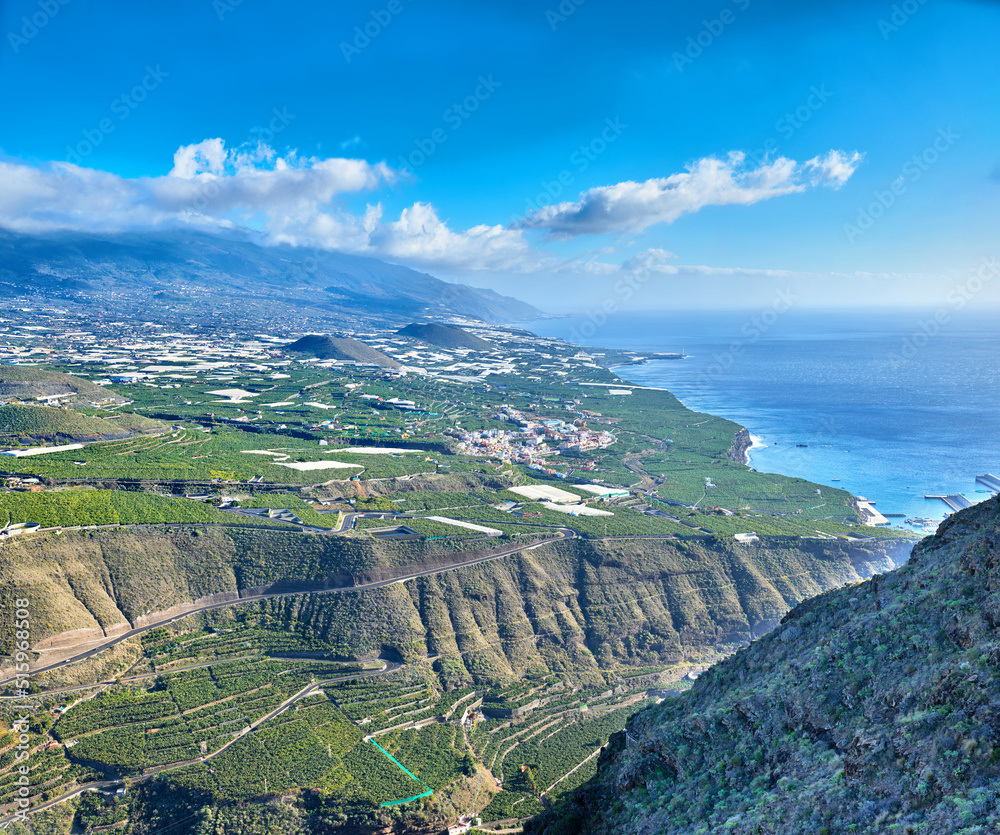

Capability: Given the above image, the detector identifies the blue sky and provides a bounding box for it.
[1,0,997,311]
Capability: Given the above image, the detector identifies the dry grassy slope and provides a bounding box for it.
[530,498,1000,835]
[240,536,911,686]
[0,528,521,660]
[0,366,125,405]
[0,529,242,653]
[0,526,910,687]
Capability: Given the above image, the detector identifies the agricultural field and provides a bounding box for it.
[0,404,165,445]
[136,621,353,672]
[236,492,338,528]
[0,426,434,484]
[0,489,290,530]
[52,658,359,775]
[469,679,654,822]
[0,318,922,833]
[151,667,467,806]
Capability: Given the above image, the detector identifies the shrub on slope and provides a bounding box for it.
[531,496,1000,835]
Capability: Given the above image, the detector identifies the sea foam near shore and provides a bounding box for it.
[746,434,767,465]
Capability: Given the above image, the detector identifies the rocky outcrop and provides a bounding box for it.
[1,526,910,692]
[725,427,753,464]
[530,496,1000,835]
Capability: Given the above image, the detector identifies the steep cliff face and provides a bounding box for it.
[726,427,754,465]
[530,497,1000,835]
[0,527,910,686]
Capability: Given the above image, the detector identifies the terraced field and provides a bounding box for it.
[2,427,431,484]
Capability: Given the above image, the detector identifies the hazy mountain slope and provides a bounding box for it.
[285,334,401,367]
[530,497,1000,835]
[0,228,539,326]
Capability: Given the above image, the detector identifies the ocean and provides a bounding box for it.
[525,309,1000,532]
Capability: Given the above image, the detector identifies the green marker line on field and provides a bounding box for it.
[367,738,433,806]
[381,788,434,807]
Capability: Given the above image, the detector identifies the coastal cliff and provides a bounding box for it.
[1,526,911,687]
[528,496,1000,835]
[726,427,754,465]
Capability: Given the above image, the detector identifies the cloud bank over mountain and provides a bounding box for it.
[0,142,861,277]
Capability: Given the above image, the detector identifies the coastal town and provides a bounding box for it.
[0,309,943,835]
[456,405,617,470]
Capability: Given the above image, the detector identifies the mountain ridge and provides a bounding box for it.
[0,523,911,687]
[530,496,1000,835]
[0,227,540,327]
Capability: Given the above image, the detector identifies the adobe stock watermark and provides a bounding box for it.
[341,0,408,63]
[188,107,295,212]
[7,0,71,53]
[214,0,245,22]
[523,117,627,214]
[568,269,652,346]
[743,84,833,168]
[2,596,36,829]
[888,256,1000,368]
[672,0,751,73]
[546,0,586,31]
[64,66,169,165]
[693,289,797,390]
[396,75,501,175]
[843,127,958,243]
[878,0,929,41]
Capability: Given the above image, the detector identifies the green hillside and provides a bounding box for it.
[0,489,291,530]
[530,496,1000,835]
[0,522,912,835]
[0,404,166,444]
[0,525,910,685]
[0,366,124,405]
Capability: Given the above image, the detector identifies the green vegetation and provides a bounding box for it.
[237,492,336,527]
[138,620,345,670]
[530,495,1000,835]
[0,404,164,445]
[480,705,645,821]
[376,724,465,790]
[0,425,431,483]
[54,658,357,777]
[0,489,286,529]
[0,325,923,835]
[0,365,124,406]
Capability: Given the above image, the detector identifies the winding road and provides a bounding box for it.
[0,659,403,826]
[0,528,573,688]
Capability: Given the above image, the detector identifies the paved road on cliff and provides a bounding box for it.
[0,528,573,688]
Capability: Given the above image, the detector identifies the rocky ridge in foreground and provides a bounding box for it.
[530,496,1000,835]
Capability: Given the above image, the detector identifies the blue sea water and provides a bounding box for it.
[525,309,1000,531]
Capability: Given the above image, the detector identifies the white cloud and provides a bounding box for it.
[262,201,536,274]
[368,203,533,272]
[170,138,228,179]
[514,150,863,238]
[0,140,397,236]
[0,144,536,274]
[621,248,680,273]
[0,143,864,278]
[804,150,864,188]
